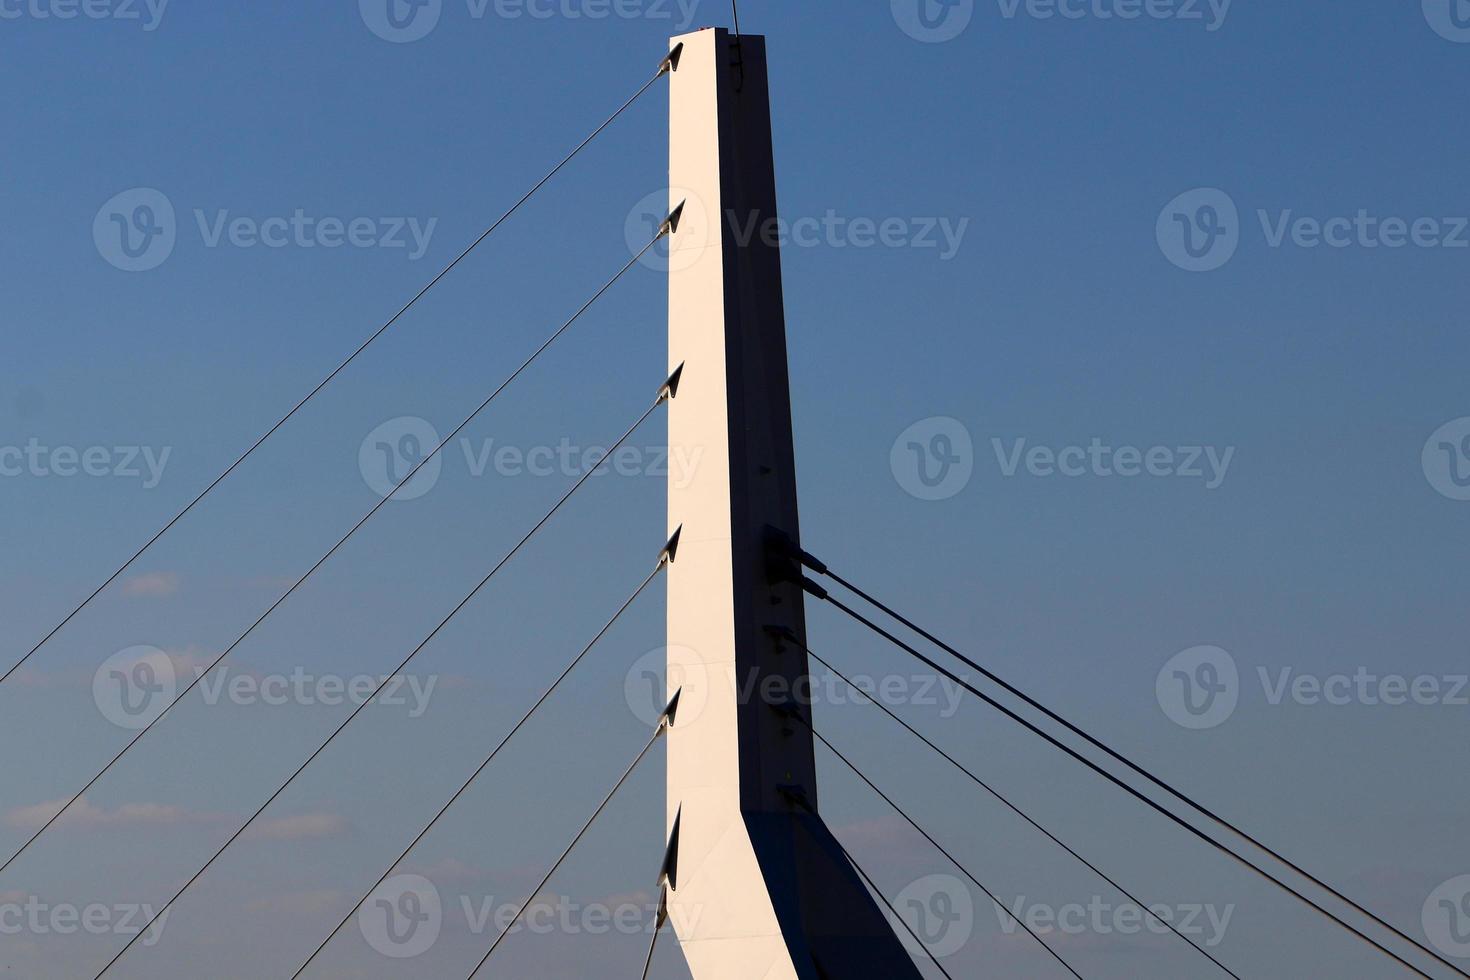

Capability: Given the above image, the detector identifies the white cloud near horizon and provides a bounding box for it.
[120,571,180,598]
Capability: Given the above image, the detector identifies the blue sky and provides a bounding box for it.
[1,1,1469,977]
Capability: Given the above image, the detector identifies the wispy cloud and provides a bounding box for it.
[121,572,180,598]
[243,889,343,918]
[244,812,352,842]
[832,814,914,853]
[4,795,221,831]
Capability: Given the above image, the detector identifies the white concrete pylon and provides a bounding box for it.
[663,27,925,980]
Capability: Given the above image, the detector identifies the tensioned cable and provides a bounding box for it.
[0,228,676,881]
[92,391,675,979]
[790,714,1084,979]
[796,555,1463,980]
[639,889,668,980]
[291,556,671,978]
[828,837,955,980]
[803,645,1239,979]
[776,783,954,978]
[805,584,1434,979]
[464,715,671,979]
[0,48,681,693]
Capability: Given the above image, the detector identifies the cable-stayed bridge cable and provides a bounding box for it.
[0,230,673,880]
[787,547,1464,979]
[802,644,1239,979]
[828,837,955,980]
[464,707,674,979]
[640,890,668,980]
[291,555,670,978]
[0,51,679,693]
[798,715,1086,979]
[805,582,1435,979]
[89,389,676,978]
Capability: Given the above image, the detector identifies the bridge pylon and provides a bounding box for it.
[663,27,926,980]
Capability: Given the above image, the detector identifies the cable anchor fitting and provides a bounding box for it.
[657,363,685,405]
[659,202,686,239]
[658,689,683,733]
[658,42,684,77]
